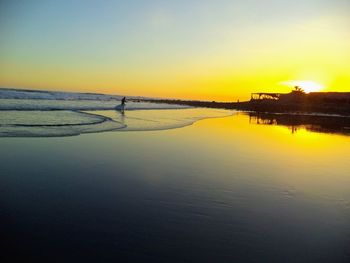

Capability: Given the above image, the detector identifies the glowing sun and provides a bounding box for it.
[283,80,324,93]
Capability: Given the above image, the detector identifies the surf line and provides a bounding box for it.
[1,110,124,128]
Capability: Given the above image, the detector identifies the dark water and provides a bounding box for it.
[1,113,350,262]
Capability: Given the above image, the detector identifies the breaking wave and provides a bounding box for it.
[0,99,190,111]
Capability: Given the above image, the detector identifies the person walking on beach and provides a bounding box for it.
[120,97,126,113]
[115,97,126,113]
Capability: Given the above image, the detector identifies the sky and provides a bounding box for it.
[0,0,349,101]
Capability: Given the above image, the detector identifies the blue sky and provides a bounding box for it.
[1,0,349,100]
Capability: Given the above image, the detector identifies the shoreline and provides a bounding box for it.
[140,98,350,117]
[2,87,350,117]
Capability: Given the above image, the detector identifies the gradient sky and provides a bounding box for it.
[0,0,349,100]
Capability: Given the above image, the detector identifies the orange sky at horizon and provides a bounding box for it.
[1,1,349,101]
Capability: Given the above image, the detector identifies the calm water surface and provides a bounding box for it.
[1,112,350,262]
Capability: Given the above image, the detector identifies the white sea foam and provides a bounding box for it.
[0,89,231,136]
[92,109,232,131]
[0,108,232,137]
[0,110,125,137]
[0,99,190,111]
[0,87,126,100]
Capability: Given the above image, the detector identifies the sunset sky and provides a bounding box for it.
[1,0,349,101]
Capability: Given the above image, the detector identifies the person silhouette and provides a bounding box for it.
[120,97,126,113]
[115,97,126,113]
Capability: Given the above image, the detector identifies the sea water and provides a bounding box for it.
[1,100,350,262]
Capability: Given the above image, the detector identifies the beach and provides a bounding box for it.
[2,111,350,262]
[2,1,350,261]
